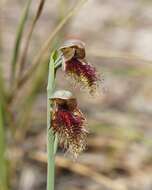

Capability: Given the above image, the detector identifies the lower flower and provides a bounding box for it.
[51,94,88,158]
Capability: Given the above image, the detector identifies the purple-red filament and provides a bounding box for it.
[65,58,98,88]
[51,98,87,157]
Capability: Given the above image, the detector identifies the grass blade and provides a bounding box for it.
[18,0,46,75]
[10,0,32,82]
[0,101,8,190]
[0,59,7,106]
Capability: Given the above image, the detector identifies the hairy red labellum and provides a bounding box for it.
[51,98,87,158]
[65,58,99,94]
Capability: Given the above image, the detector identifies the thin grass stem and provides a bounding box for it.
[18,0,46,76]
[10,0,32,83]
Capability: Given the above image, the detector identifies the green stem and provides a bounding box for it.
[47,51,59,190]
[11,0,32,83]
[0,102,8,190]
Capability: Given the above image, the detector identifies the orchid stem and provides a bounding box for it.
[47,51,59,190]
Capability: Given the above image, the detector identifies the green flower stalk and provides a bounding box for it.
[47,52,56,190]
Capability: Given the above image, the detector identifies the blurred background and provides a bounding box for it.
[0,0,152,190]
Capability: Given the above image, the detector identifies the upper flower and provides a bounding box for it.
[59,39,100,94]
[50,90,88,158]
